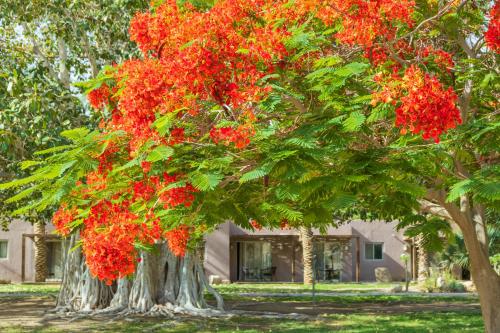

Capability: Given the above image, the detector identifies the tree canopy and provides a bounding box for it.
[0,0,148,228]
[2,1,499,328]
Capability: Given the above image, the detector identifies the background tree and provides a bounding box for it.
[0,0,148,281]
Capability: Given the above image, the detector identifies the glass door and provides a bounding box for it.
[240,241,271,281]
[314,241,342,281]
[47,241,63,280]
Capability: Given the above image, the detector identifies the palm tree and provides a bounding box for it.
[299,226,313,285]
[417,234,430,281]
[33,221,47,282]
[440,219,500,278]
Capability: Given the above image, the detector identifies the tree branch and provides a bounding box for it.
[23,24,58,82]
[57,37,71,89]
[282,95,308,113]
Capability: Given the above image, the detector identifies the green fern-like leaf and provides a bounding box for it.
[60,128,90,142]
[146,145,174,162]
[447,179,473,202]
[343,112,365,132]
[189,172,223,191]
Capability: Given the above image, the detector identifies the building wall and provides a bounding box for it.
[350,220,407,281]
[204,222,231,282]
[3,219,407,284]
[204,220,408,283]
[0,220,57,283]
[0,220,34,282]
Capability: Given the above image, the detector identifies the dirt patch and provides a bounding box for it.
[0,296,105,331]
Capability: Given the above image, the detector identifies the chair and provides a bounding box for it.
[261,266,277,282]
[242,267,250,281]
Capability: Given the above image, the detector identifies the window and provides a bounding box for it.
[365,242,383,260]
[0,240,8,259]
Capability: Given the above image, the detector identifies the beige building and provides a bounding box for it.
[1,219,414,283]
[0,220,62,283]
[204,220,413,283]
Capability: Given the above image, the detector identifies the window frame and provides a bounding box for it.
[0,240,8,260]
[364,242,384,261]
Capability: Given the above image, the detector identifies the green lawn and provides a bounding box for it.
[213,282,396,294]
[0,283,60,294]
[1,312,484,332]
[0,282,482,332]
[1,282,395,295]
[211,282,478,304]
[214,293,478,304]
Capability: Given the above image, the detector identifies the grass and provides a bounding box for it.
[0,283,60,294]
[1,311,484,332]
[0,282,394,296]
[0,282,482,332]
[0,282,478,304]
[210,282,478,304]
[213,282,396,294]
[213,293,479,304]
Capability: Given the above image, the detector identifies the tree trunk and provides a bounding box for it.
[299,226,314,285]
[416,235,430,282]
[33,221,47,282]
[420,194,500,333]
[459,215,500,333]
[55,237,223,316]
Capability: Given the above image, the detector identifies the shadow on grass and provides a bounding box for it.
[1,311,483,333]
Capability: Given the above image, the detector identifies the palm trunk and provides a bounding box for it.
[33,221,47,282]
[416,235,430,282]
[299,226,313,285]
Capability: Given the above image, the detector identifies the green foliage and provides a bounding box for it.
[420,271,466,293]
[189,172,223,191]
[0,0,148,228]
[146,145,175,162]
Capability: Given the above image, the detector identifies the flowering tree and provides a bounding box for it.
[3,0,499,329]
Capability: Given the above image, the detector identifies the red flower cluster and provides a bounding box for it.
[87,83,111,109]
[158,173,197,209]
[141,161,152,174]
[96,143,120,175]
[421,47,454,72]
[332,0,414,47]
[111,0,292,152]
[165,225,190,257]
[80,200,161,284]
[372,66,462,142]
[131,173,197,209]
[84,170,108,193]
[52,204,76,236]
[280,220,290,230]
[209,125,255,149]
[250,219,263,230]
[132,180,155,202]
[169,128,185,145]
[485,1,500,53]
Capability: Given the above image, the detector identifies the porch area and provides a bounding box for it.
[229,235,360,283]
